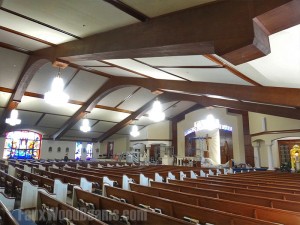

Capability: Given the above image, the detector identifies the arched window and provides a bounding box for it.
[3,130,42,159]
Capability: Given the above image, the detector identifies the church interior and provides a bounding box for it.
[0,0,300,224]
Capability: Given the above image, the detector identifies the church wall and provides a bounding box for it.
[177,108,245,163]
[129,121,172,149]
[249,112,300,168]
[0,137,99,160]
[100,136,129,155]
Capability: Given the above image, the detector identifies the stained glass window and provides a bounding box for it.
[86,143,93,159]
[3,130,42,160]
[75,142,82,160]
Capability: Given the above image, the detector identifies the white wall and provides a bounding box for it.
[250,112,300,168]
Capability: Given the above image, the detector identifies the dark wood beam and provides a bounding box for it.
[221,0,300,65]
[227,109,254,166]
[103,0,149,22]
[0,25,56,47]
[51,79,121,140]
[0,7,81,39]
[0,41,31,54]
[174,94,300,120]
[34,0,291,65]
[0,56,49,135]
[114,77,300,108]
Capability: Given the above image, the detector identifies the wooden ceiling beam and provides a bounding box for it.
[0,56,49,135]
[114,77,300,108]
[34,0,291,65]
[170,94,300,120]
[103,0,149,22]
[51,79,122,140]
[0,41,31,54]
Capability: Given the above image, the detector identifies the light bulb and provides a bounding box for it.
[80,119,91,132]
[44,75,69,106]
[149,100,165,122]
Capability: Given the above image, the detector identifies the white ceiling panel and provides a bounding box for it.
[91,67,145,78]
[98,86,139,107]
[72,60,109,67]
[92,121,117,133]
[109,134,128,140]
[161,68,251,85]
[118,88,156,111]
[104,59,184,80]
[0,29,49,51]
[121,0,216,17]
[88,108,130,122]
[18,110,42,126]
[0,47,29,89]
[164,101,195,118]
[64,70,108,102]
[136,55,218,67]
[0,10,75,44]
[18,96,81,116]
[27,62,77,94]
[161,101,180,111]
[2,0,138,38]
[38,114,70,128]
[72,119,99,131]
[0,92,11,107]
[63,130,100,139]
[247,24,300,88]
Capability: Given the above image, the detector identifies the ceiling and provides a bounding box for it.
[0,0,299,142]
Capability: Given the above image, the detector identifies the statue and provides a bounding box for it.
[290,145,300,172]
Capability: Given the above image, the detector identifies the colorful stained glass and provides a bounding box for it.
[3,130,42,159]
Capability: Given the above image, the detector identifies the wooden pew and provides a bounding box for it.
[150,181,300,213]
[104,185,288,225]
[37,191,107,225]
[15,168,54,193]
[168,179,300,201]
[184,177,300,194]
[0,170,23,199]
[129,183,300,225]
[0,201,19,225]
[73,187,201,225]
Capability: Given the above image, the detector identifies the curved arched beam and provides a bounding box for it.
[51,79,132,140]
[34,0,293,65]
[0,56,49,135]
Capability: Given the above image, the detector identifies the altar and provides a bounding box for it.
[184,114,233,166]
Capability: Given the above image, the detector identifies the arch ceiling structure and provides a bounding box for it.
[0,0,300,142]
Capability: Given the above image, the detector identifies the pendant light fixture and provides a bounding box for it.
[149,98,165,122]
[130,124,140,137]
[44,67,69,106]
[5,109,21,126]
[80,118,91,133]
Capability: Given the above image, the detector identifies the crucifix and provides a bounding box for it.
[204,134,212,151]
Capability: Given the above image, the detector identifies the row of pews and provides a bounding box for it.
[0,159,299,224]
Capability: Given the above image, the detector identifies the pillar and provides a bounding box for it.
[252,142,261,168]
[266,144,274,170]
